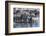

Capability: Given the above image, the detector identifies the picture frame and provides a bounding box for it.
[5,1,45,35]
